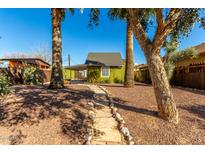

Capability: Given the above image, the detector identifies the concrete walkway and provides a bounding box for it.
[86,84,124,145]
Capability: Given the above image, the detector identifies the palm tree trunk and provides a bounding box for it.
[48,8,64,89]
[124,17,134,87]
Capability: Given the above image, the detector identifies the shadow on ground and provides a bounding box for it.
[179,104,205,120]
[94,91,158,118]
[0,85,94,144]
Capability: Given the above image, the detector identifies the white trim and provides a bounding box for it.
[101,66,110,78]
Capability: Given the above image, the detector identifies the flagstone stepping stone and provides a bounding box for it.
[84,84,125,145]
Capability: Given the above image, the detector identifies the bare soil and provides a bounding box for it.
[102,83,205,145]
[0,84,93,145]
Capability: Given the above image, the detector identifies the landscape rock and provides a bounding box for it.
[129,141,135,145]
[127,135,133,141]
[112,107,117,113]
[88,110,95,120]
[87,102,94,107]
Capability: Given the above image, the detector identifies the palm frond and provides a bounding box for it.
[88,8,100,29]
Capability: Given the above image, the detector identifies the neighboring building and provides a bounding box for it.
[0,58,51,83]
[173,43,205,89]
[0,58,50,69]
[174,43,205,71]
[134,43,205,90]
[64,52,125,83]
[134,64,151,83]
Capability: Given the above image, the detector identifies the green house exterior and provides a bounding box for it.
[87,65,125,83]
[63,69,75,80]
[64,52,125,83]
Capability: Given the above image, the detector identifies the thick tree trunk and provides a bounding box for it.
[128,9,181,123]
[146,51,178,123]
[124,18,134,87]
[48,9,64,89]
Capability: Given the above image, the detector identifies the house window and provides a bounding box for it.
[101,67,110,77]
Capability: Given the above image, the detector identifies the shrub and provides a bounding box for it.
[99,78,111,84]
[0,72,11,96]
[87,69,101,83]
[21,64,42,85]
[114,77,122,83]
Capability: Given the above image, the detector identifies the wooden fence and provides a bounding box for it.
[134,68,205,90]
[40,69,51,83]
[171,71,205,90]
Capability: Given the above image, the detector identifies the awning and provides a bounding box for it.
[64,64,87,70]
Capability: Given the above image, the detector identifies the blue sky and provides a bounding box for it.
[0,8,205,66]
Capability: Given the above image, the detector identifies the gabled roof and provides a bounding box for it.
[0,58,50,66]
[85,52,123,66]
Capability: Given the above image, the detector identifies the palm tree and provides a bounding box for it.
[108,9,134,87]
[49,8,74,89]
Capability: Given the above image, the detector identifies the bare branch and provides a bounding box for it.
[152,9,182,53]
[128,9,151,54]
[155,8,165,30]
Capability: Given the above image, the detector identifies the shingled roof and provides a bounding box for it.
[85,52,123,66]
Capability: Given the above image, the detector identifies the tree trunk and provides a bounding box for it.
[124,17,134,87]
[128,9,181,123]
[48,8,64,89]
[146,51,178,123]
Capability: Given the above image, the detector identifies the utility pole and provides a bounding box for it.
[68,54,71,80]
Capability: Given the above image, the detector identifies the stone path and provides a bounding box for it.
[85,84,124,145]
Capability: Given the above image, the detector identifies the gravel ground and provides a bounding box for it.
[0,84,93,145]
[102,83,205,145]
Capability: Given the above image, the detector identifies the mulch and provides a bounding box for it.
[102,83,205,144]
[0,84,93,145]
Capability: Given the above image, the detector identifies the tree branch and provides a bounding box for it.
[152,9,182,54]
[156,8,165,30]
[128,9,151,55]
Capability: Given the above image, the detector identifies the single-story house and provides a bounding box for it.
[64,52,125,83]
[134,42,205,90]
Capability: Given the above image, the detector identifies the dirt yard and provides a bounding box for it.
[102,83,205,145]
[0,84,93,145]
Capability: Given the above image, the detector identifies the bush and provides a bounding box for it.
[21,64,42,85]
[99,78,111,84]
[87,69,101,83]
[114,77,122,83]
[0,72,11,96]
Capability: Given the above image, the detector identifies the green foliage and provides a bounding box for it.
[171,9,205,39]
[87,68,101,83]
[21,64,42,85]
[164,39,198,80]
[164,61,176,81]
[108,9,128,20]
[0,72,11,96]
[114,77,122,83]
[88,8,100,29]
[169,47,198,63]
[89,8,155,32]
[100,78,111,84]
